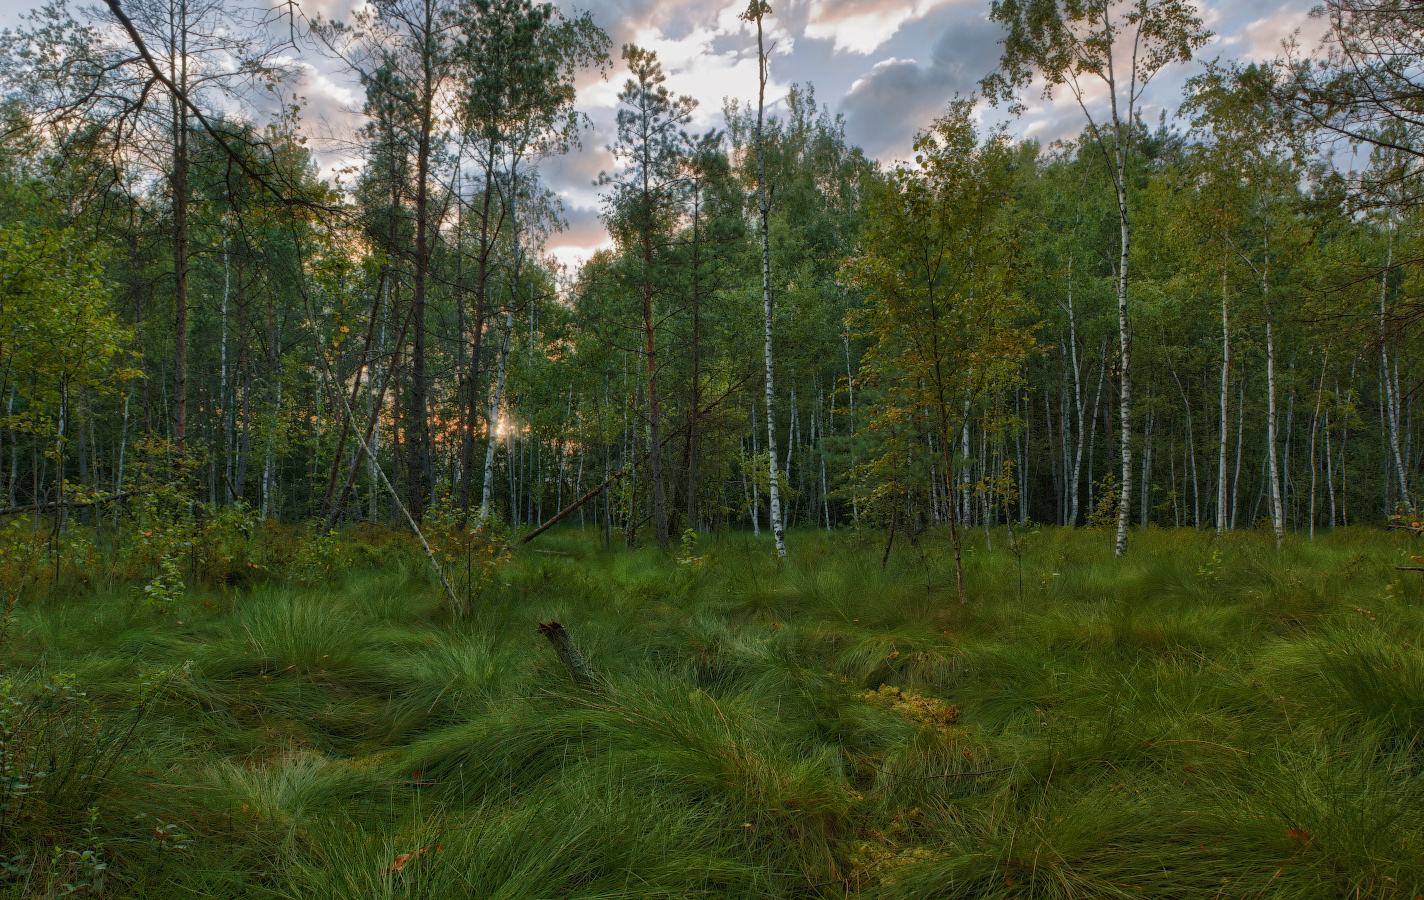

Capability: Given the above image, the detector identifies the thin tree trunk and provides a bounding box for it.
[641,240,667,545]
[1217,247,1230,533]
[407,97,433,523]
[1140,403,1152,526]
[462,143,502,512]
[221,233,232,502]
[1283,380,1295,528]
[1325,395,1337,527]
[843,331,858,527]
[322,274,385,522]
[819,388,831,530]
[1309,353,1327,538]
[752,7,785,558]
[1046,392,1060,524]
[687,184,702,530]
[749,402,761,535]
[938,414,969,603]
[328,295,412,529]
[1231,381,1244,530]
[262,309,282,520]
[1265,312,1284,546]
[169,15,190,451]
[235,262,251,503]
[1380,236,1411,508]
[1112,125,1132,557]
[479,297,516,527]
[1169,359,1200,527]
[113,392,130,532]
[1067,279,1086,526]
[1087,342,1106,520]
[6,388,15,509]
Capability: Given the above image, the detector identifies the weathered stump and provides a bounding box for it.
[537,622,598,688]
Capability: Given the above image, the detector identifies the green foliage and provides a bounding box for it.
[0,518,43,644]
[0,673,153,888]
[845,103,1033,575]
[424,499,515,612]
[983,0,1212,110]
[1087,473,1121,529]
[0,228,135,425]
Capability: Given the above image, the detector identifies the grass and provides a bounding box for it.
[1,524,1423,898]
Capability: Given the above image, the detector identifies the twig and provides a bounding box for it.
[880,766,1011,782]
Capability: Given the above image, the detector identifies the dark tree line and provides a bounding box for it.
[1,0,1423,553]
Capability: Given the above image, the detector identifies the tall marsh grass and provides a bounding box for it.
[1,524,1421,897]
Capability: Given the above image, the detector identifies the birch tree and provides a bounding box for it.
[984,0,1210,556]
[741,0,786,557]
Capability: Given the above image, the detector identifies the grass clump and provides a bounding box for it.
[1,524,1423,897]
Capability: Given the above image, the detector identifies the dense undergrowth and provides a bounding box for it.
[2,522,1423,898]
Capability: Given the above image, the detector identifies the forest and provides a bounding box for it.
[2,0,1424,896]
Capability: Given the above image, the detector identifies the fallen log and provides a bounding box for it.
[0,491,136,515]
[522,373,754,546]
[521,470,625,545]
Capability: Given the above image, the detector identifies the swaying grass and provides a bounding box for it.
[2,524,1423,898]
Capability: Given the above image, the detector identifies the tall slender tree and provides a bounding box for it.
[741,0,787,558]
[601,44,695,547]
[985,0,1210,555]
[455,0,607,516]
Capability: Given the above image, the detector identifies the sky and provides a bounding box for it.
[0,0,1328,269]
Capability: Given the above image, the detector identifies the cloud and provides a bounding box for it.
[1211,3,1325,59]
[0,0,1329,269]
[803,0,956,55]
[838,13,1003,158]
[553,202,607,246]
[542,133,612,199]
[546,203,613,270]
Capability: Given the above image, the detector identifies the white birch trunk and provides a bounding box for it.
[479,300,515,528]
[1265,311,1284,546]
[1217,248,1230,533]
[1066,257,1085,526]
[1380,236,1411,508]
[752,9,785,558]
[1111,119,1133,556]
[1309,354,1327,539]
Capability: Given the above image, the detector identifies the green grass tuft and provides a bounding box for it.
[3,525,1424,898]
